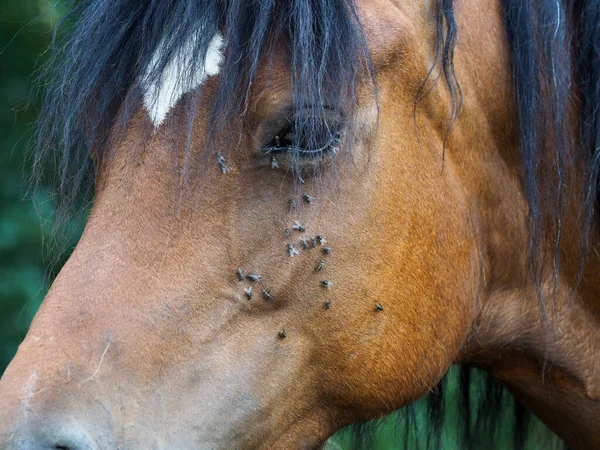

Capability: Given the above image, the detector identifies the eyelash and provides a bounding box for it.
[261,123,341,159]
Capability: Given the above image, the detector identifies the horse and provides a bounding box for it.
[1,0,599,448]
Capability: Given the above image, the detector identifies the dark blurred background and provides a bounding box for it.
[0,0,77,372]
[0,1,564,448]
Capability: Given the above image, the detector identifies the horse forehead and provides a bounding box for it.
[140,1,414,129]
[142,32,224,128]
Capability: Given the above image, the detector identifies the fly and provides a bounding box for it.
[300,237,309,250]
[324,299,331,310]
[316,235,326,245]
[237,268,245,281]
[322,247,333,255]
[278,329,287,339]
[375,303,384,311]
[321,280,333,289]
[263,290,274,301]
[216,152,228,174]
[288,243,300,257]
[316,260,325,271]
[244,287,253,300]
[247,273,262,282]
[271,156,279,169]
[303,193,314,204]
[292,221,305,232]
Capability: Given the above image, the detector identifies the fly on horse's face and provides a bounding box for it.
[3,0,600,449]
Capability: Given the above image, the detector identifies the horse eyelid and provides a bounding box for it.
[260,122,342,157]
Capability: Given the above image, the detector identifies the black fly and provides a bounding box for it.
[300,237,309,250]
[321,280,333,289]
[288,243,300,257]
[271,156,279,169]
[216,152,228,174]
[316,260,325,271]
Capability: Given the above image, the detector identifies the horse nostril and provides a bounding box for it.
[45,431,98,450]
[54,444,90,450]
[3,418,100,450]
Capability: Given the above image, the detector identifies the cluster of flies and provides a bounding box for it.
[234,192,334,340]
[286,193,335,316]
[219,152,384,341]
[235,269,271,301]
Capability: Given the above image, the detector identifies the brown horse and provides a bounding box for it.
[1,0,599,448]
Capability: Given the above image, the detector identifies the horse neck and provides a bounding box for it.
[453,99,600,450]
[433,5,600,440]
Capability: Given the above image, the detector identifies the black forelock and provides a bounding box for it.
[33,0,372,220]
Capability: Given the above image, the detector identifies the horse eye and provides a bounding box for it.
[262,120,341,159]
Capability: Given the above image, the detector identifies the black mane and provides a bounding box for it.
[33,0,600,448]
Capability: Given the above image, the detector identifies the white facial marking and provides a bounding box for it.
[143,32,224,128]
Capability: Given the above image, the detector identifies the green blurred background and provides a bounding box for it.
[0,0,67,372]
[0,2,565,448]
